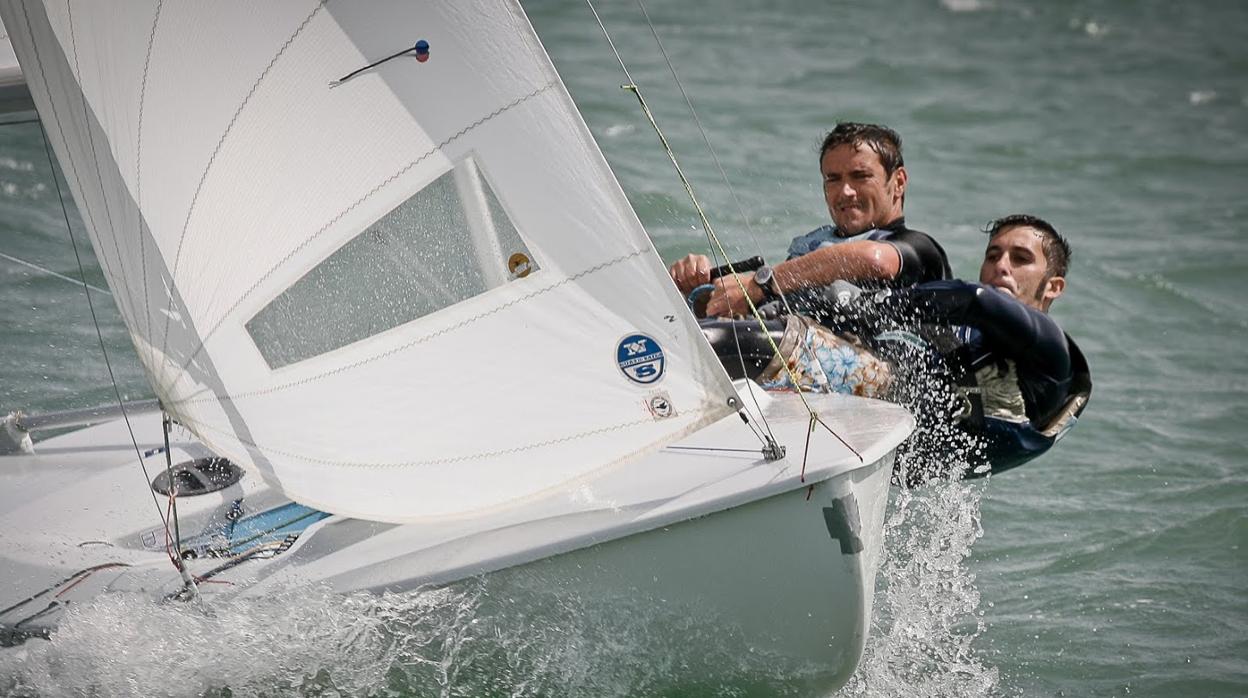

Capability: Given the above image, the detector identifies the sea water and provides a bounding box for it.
[2,0,1246,695]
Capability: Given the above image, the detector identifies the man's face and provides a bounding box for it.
[821,143,906,236]
[979,225,1064,311]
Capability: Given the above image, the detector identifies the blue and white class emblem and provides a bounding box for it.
[616,333,665,385]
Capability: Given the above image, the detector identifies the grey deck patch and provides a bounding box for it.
[822,496,863,555]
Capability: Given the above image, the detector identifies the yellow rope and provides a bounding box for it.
[620,83,820,418]
[583,0,856,460]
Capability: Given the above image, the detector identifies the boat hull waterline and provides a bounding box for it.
[1,389,911,691]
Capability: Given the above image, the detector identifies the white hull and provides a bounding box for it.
[485,459,894,691]
[1,388,910,692]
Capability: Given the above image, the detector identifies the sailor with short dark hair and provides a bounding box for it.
[700,214,1091,482]
[668,122,951,318]
[826,214,1090,480]
[890,214,1090,478]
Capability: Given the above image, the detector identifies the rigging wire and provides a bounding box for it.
[631,0,817,414]
[666,445,769,454]
[631,0,804,323]
[733,399,768,444]
[585,0,773,448]
[16,4,183,541]
[35,122,190,575]
[59,0,197,595]
[585,0,844,457]
[0,563,131,620]
[0,250,113,296]
[632,0,836,437]
[583,0,784,438]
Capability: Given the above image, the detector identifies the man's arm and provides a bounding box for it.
[897,281,1070,378]
[705,240,901,317]
[775,240,901,291]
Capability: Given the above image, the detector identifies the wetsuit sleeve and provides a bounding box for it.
[897,280,1071,379]
[882,230,952,285]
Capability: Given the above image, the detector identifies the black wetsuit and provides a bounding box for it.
[874,280,1092,477]
[700,280,1092,479]
[784,217,952,286]
[704,220,1092,478]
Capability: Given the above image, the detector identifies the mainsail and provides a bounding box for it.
[1,0,741,522]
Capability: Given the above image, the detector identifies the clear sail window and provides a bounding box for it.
[246,159,538,368]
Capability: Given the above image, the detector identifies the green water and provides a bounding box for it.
[536,3,1248,692]
[2,0,1245,695]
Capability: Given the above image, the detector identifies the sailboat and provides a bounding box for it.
[0,1,913,690]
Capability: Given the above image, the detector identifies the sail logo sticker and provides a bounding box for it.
[645,391,675,420]
[617,333,665,385]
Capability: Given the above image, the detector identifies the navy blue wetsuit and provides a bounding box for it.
[878,280,1092,477]
[700,279,1091,479]
[701,221,1092,478]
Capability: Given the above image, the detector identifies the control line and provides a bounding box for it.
[0,250,112,296]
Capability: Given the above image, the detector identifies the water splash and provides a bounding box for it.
[841,479,999,697]
[2,320,1000,697]
[837,329,1000,696]
[1,585,416,697]
[1,570,822,697]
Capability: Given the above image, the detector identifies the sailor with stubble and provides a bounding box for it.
[668,121,951,315]
[669,123,1089,480]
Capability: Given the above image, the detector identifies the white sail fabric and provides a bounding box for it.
[2,0,740,521]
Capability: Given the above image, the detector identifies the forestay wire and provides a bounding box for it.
[630,0,822,406]
[628,0,805,444]
[630,0,806,328]
[584,0,862,462]
[582,0,784,438]
[35,122,194,585]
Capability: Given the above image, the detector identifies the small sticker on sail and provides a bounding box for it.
[508,252,532,278]
[617,333,665,385]
[645,391,675,419]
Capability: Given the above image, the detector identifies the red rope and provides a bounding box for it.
[53,563,131,598]
[800,413,815,482]
[163,493,183,569]
[813,414,863,462]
